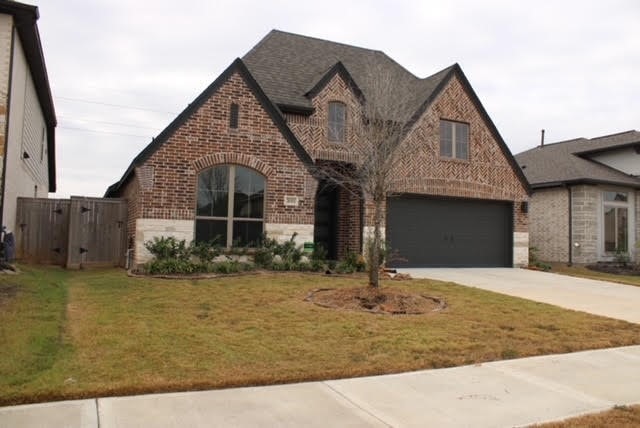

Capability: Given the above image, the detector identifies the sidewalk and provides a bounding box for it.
[2,345,639,428]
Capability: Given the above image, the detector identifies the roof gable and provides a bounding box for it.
[515,130,640,189]
[105,58,312,196]
[404,64,531,195]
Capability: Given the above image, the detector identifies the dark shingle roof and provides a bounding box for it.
[243,30,452,121]
[515,130,640,188]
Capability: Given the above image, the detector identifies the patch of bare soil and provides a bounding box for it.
[306,287,447,315]
[587,263,640,276]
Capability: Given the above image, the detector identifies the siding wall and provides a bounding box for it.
[3,27,49,231]
[0,14,13,224]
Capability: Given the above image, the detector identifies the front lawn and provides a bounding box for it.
[549,263,640,287]
[1,266,640,405]
[536,404,640,427]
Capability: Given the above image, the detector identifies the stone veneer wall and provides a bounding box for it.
[570,185,600,264]
[529,187,569,262]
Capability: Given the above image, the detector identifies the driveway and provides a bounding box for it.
[400,268,640,324]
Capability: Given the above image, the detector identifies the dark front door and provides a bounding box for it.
[314,182,339,260]
[387,196,512,267]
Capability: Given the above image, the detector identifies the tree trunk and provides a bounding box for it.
[368,196,383,288]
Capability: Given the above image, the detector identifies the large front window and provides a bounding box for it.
[196,165,265,247]
[603,191,628,253]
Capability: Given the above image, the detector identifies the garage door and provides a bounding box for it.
[387,196,512,267]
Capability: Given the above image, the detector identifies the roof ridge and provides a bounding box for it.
[267,29,384,56]
[589,129,638,140]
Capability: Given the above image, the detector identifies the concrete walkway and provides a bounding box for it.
[400,268,640,323]
[1,345,640,427]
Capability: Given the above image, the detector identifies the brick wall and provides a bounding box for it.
[529,187,569,262]
[118,70,316,262]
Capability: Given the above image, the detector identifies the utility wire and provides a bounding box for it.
[59,125,151,138]
[57,96,177,114]
[58,115,160,130]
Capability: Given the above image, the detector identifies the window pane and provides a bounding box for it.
[440,121,453,157]
[234,167,265,218]
[604,207,616,252]
[604,191,628,202]
[232,221,263,247]
[455,123,469,160]
[197,166,229,217]
[328,102,346,142]
[617,207,628,252]
[195,219,227,245]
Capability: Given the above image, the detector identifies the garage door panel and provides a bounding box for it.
[387,196,512,267]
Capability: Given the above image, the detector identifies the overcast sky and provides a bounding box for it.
[35,0,639,198]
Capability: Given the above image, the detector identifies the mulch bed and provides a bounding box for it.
[587,263,640,276]
[306,287,447,315]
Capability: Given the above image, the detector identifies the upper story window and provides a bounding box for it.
[196,165,265,247]
[328,102,346,143]
[440,120,469,160]
[229,103,239,129]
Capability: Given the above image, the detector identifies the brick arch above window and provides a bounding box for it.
[192,152,276,178]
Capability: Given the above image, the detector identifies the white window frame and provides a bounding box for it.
[440,119,469,160]
[195,165,266,248]
[600,189,635,260]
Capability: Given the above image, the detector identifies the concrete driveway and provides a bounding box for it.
[400,268,640,324]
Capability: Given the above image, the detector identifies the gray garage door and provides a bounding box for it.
[387,196,512,267]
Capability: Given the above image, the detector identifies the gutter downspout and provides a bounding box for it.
[567,184,572,266]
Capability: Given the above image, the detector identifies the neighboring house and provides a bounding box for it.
[106,30,529,268]
[516,130,640,264]
[0,0,56,233]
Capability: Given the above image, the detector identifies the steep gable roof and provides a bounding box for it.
[243,30,451,121]
[0,0,56,191]
[515,130,640,189]
[105,58,313,197]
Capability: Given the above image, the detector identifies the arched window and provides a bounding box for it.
[196,165,265,247]
[328,101,346,143]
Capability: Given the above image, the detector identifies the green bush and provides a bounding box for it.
[146,258,198,275]
[144,237,191,261]
[191,239,222,263]
[336,252,366,274]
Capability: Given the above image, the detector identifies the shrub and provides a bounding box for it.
[336,252,366,274]
[144,237,191,261]
[145,258,198,275]
[191,239,222,263]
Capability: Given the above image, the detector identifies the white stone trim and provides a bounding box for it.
[135,219,194,265]
[513,231,529,267]
[264,223,314,245]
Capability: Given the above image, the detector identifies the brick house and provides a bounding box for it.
[106,30,529,267]
[516,130,640,264]
[0,0,56,233]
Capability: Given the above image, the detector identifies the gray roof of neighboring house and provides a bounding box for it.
[0,0,56,192]
[243,30,453,121]
[515,130,640,189]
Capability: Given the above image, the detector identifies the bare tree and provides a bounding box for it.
[314,60,421,288]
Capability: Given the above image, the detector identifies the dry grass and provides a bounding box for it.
[549,263,640,287]
[1,266,640,405]
[536,405,640,427]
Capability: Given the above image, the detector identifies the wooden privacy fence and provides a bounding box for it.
[16,196,128,268]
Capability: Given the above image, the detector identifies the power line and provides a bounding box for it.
[57,96,177,114]
[59,125,151,138]
[58,115,160,130]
